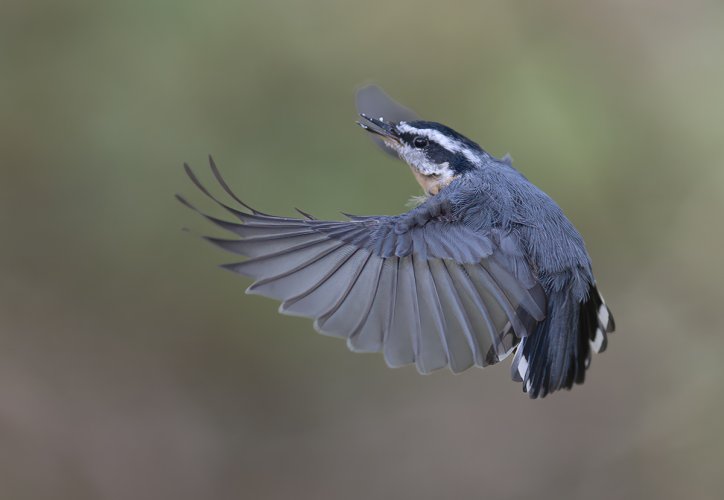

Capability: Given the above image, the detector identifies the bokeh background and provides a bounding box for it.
[2,1,723,499]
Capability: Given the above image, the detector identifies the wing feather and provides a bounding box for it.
[386,256,419,367]
[484,259,545,322]
[412,255,448,373]
[280,248,367,320]
[205,232,328,258]
[348,259,397,353]
[427,260,476,372]
[428,260,483,373]
[223,239,343,280]
[247,244,354,300]
[316,252,383,338]
[445,262,509,365]
[463,263,531,339]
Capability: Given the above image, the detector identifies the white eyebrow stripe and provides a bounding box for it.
[462,148,483,166]
[396,123,465,153]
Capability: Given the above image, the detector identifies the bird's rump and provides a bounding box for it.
[179,157,547,375]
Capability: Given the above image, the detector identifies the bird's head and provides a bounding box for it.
[358,115,487,195]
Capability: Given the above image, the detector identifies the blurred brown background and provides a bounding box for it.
[2,1,723,499]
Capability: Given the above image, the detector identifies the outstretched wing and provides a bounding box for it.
[179,157,546,374]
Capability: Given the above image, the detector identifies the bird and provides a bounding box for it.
[178,85,616,398]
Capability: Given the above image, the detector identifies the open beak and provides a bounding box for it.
[356,114,401,145]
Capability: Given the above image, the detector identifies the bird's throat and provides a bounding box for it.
[410,167,457,196]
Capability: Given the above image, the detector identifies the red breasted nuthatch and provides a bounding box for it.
[179,86,615,398]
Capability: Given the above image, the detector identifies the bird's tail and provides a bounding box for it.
[511,282,615,398]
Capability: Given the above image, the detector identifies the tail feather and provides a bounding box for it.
[511,284,615,398]
[589,287,615,354]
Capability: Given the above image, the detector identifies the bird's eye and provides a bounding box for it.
[413,136,428,148]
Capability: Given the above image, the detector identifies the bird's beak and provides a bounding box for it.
[356,114,401,146]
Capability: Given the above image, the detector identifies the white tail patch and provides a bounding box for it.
[591,328,605,353]
[515,348,533,392]
[516,352,528,380]
[597,304,610,330]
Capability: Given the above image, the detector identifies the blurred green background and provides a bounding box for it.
[2,1,723,499]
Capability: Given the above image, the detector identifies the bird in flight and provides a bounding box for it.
[178,85,615,398]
